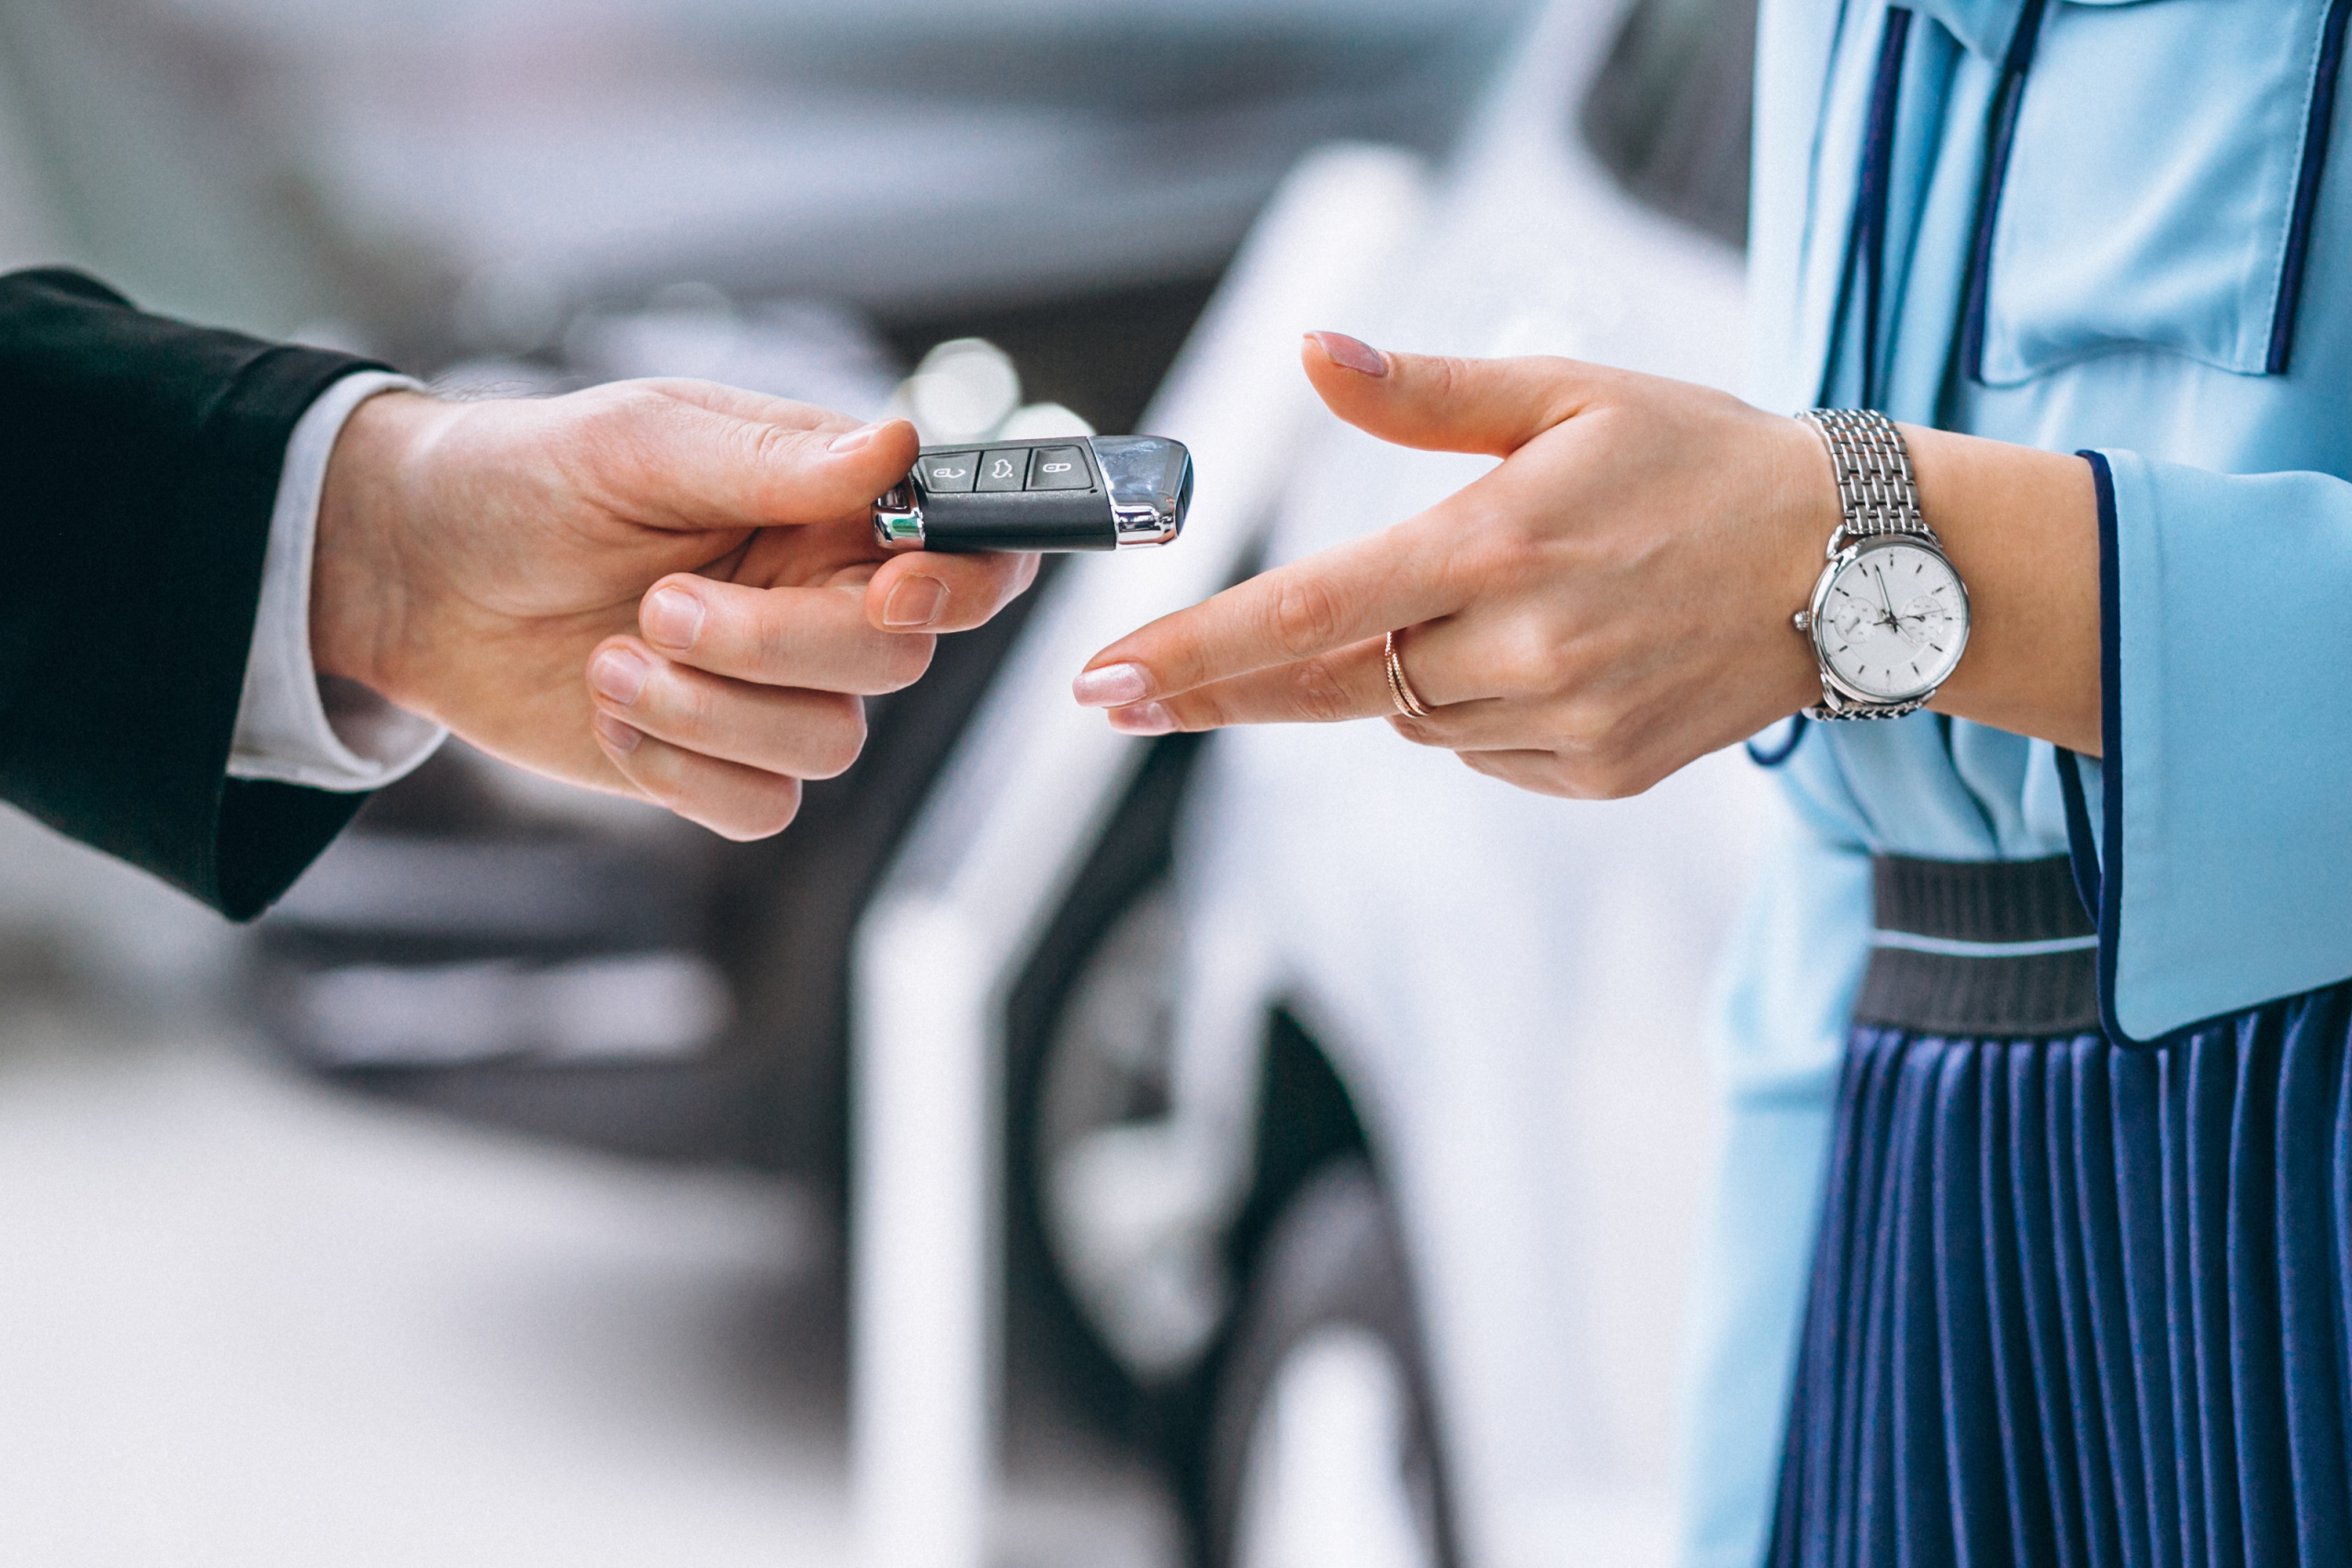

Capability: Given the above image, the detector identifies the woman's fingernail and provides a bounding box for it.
[641,586,704,651]
[589,647,650,706]
[1107,702,1175,737]
[1307,331,1388,377]
[828,421,886,454]
[594,713,642,754]
[1072,662,1150,707]
[883,574,948,628]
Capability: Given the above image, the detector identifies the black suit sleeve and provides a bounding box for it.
[0,267,398,919]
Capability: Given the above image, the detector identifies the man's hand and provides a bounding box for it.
[314,378,1036,837]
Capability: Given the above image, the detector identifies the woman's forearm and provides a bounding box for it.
[1074,338,2107,793]
[1897,423,2102,755]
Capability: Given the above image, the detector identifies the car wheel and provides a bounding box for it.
[1032,874,1233,1386]
[1207,1160,1456,1568]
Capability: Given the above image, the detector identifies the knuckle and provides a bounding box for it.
[667,669,718,731]
[1546,710,1657,798]
[745,418,799,469]
[1539,751,1607,799]
[1532,763,1589,799]
[1584,758,1656,800]
[588,382,670,438]
[1460,524,1538,592]
[1570,762,1626,800]
[799,696,868,779]
[750,602,800,671]
[1160,695,1220,734]
[876,633,936,693]
[1284,657,1354,724]
[1387,714,1446,747]
[1493,629,1568,696]
[1423,355,1469,407]
[1264,574,1351,660]
[714,777,804,841]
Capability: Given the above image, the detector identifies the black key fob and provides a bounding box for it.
[872,435,1191,553]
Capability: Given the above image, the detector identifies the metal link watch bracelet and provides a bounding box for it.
[1791,409,1972,721]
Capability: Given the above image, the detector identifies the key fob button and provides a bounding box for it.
[917,452,979,492]
[976,449,1028,491]
[1025,446,1091,490]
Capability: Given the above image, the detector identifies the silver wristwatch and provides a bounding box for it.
[1791,408,1970,721]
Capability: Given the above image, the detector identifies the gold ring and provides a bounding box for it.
[1385,628,1432,719]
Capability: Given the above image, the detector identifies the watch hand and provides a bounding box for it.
[1875,566,1898,624]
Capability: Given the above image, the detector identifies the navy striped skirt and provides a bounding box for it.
[1767,857,2352,1567]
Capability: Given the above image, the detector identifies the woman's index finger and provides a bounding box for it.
[1080,527,1456,702]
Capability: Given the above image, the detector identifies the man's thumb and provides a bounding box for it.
[1300,332,1589,457]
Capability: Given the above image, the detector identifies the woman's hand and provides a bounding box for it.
[315,378,1036,838]
[1072,333,2098,797]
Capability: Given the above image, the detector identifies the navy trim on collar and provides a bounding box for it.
[1958,0,2051,383]
[2270,0,2352,374]
[1855,9,1914,408]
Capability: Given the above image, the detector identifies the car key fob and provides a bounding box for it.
[872,435,1191,553]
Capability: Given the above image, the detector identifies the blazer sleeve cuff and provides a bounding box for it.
[2070,448,2352,1043]
[228,370,447,794]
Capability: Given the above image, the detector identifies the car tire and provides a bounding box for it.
[1205,1160,1457,1568]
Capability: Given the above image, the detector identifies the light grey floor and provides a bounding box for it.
[0,810,1176,1568]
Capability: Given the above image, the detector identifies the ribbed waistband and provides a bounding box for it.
[1851,855,2101,1038]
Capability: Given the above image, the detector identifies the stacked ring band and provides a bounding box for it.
[1385,629,1433,719]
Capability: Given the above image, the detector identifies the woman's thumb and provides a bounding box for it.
[1301,332,1587,457]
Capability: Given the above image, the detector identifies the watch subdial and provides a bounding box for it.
[1894,594,1953,650]
[1824,597,1875,643]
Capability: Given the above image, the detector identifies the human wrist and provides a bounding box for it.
[1765,411,1846,714]
[311,389,449,705]
[1897,423,2100,752]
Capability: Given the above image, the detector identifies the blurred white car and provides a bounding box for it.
[851,0,1772,1564]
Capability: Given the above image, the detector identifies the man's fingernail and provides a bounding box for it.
[1072,663,1150,707]
[1107,702,1175,737]
[882,574,948,628]
[828,421,887,454]
[590,647,650,706]
[594,714,642,754]
[641,586,704,651]
[1307,331,1388,377]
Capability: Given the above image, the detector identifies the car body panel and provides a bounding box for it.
[1167,7,1761,1560]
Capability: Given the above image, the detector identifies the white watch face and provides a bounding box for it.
[1815,539,1969,703]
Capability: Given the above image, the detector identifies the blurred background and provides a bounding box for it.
[0,0,1766,1563]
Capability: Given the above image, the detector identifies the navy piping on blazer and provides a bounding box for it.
[1962,0,2350,381]
[2052,452,2323,1048]
[2055,450,2142,1046]
[2272,0,2352,374]
[1747,716,1808,768]
[1851,7,1912,407]
[1958,0,2052,383]
[1749,8,1916,776]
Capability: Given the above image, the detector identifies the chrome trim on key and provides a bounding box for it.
[871,482,925,550]
[1090,434,1191,549]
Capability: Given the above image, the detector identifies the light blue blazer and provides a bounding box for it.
[1681,2,2352,1562]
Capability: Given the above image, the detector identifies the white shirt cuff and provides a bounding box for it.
[228,370,448,794]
